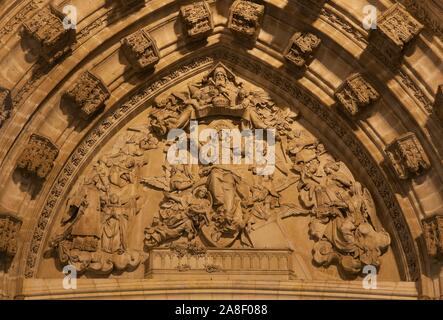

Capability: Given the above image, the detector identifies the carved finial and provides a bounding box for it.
[284,32,321,68]
[65,71,110,120]
[434,85,443,125]
[22,5,76,65]
[0,87,12,128]
[228,0,265,41]
[16,134,59,179]
[423,215,443,261]
[121,28,160,71]
[335,73,380,117]
[180,1,214,40]
[385,132,431,180]
[369,3,423,68]
[0,212,22,267]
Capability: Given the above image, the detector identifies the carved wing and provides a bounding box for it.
[141,176,171,191]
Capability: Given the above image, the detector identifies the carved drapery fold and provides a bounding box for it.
[0,87,12,128]
[64,71,111,120]
[228,0,264,40]
[180,1,214,39]
[22,5,75,65]
[385,132,431,180]
[369,3,423,68]
[335,73,380,117]
[16,134,59,179]
[284,32,321,68]
[121,28,160,71]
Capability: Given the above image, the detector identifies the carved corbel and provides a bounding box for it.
[0,212,22,270]
[284,32,321,68]
[22,5,76,65]
[434,85,443,125]
[385,132,431,180]
[180,1,214,39]
[16,134,59,179]
[369,3,423,68]
[423,215,443,261]
[228,0,265,41]
[335,73,380,117]
[120,28,160,71]
[64,71,111,120]
[0,87,12,128]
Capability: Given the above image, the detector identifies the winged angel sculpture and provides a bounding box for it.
[50,62,390,277]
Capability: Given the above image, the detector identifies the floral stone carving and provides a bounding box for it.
[0,87,12,128]
[16,134,59,179]
[121,28,160,71]
[423,215,443,261]
[22,5,75,65]
[284,32,321,68]
[385,132,431,180]
[228,0,264,40]
[0,212,22,267]
[180,1,214,39]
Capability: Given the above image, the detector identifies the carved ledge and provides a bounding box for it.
[284,32,321,68]
[434,85,443,125]
[385,132,431,180]
[369,3,423,68]
[0,212,22,268]
[121,28,160,71]
[335,73,380,117]
[65,71,111,120]
[228,0,264,40]
[423,215,443,261]
[22,5,75,65]
[0,87,12,128]
[180,1,214,39]
[16,134,59,179]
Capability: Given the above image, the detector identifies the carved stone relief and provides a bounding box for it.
[180,1,214,39]
[0,212,22,270]
[423,215,443,261]
[16,134,59,179]
[22,5,76,65]
[385,132,431,180]
[369,3,423,68]
[228,0,264,40]
[335,73,380,117]
[284,32,321,68]
[435,85,443,124]
[48,62,391,278]
[0,87,13,128]
[121,28,160,71]
[64,71,111,120]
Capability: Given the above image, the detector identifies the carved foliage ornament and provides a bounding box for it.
[228,0,265,40]
[16,134,59,179]
[0,213,22,262]
[121,28,160,71]
[385,132,431,180]
[22,5,75,65]
[369,3,423,67]
[49,63,391,277]
[65,71,111,120]
[0,87,12,128]
[180,1,214,39]
[284,32,321,68]
[335,74,380,117]
[423,215,443,261]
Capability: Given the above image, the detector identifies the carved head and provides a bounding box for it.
[213,67,228,86]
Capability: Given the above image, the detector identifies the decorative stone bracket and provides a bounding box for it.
[423,215,443,261]
[22,5,76,65]
[120,28,160,71]
[16,134,59,179]
[335,73,380,117]
[180,1,214,39]
[0,212,22,264]
[369,3,423,68]
[385,132,431,180]
[284,32,321,68]
[228,0,265,41]
[64,71,111,120]
[0,87,12,128]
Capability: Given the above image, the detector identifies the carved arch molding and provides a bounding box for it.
[0,0,442,300]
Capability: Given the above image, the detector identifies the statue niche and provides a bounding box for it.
[49,62,391,279]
